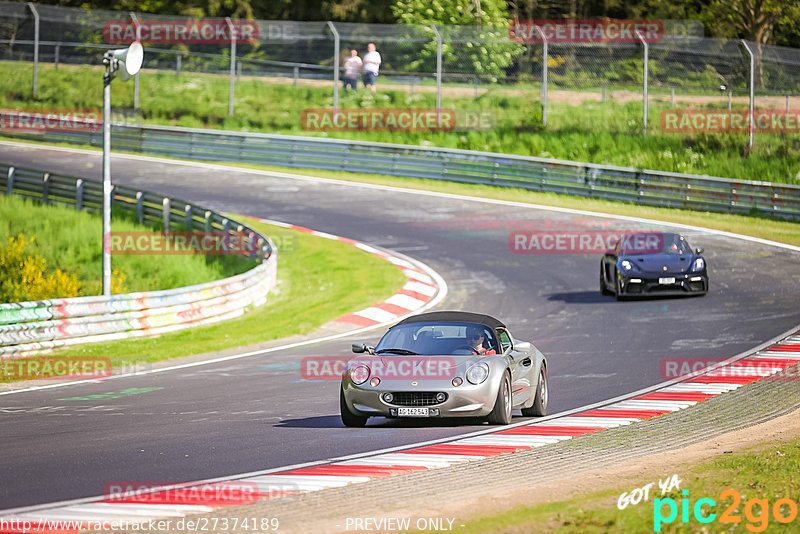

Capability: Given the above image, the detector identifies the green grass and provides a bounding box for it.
[0,195,252,296]
[2,61,799,184]
[37,218,407,369]
[451,438,800,533]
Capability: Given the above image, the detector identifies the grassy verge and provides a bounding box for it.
[453,437,800,533]
[37,218,407,369]
[2,61,798,183]
[215,162,800,247]
[0,195,252,297]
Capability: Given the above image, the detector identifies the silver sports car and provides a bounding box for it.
[340,311,548,427]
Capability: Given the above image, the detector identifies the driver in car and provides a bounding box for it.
[466,326,497,356]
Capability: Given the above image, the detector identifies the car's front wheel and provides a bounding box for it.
[487,372,512,425]
[522,366,547,416]
[600,264,613,296]
[340,388,368,427]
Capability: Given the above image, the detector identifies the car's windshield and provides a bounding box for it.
[376,322,499,356]
[619,233,693,255]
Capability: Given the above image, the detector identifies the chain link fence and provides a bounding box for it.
[2,2,800,142]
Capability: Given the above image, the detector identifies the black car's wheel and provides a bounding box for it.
[600,264,613,296]
[522,366,548,417]
[614,269,626,301]
[340,388,368,427]
[487,372,512,425]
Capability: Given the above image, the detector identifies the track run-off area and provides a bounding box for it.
[1,140,799,515]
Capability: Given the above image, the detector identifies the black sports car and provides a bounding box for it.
[600,232,708,299]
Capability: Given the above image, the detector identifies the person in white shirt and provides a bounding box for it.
[362,42,381,92]
[343,49,362,91]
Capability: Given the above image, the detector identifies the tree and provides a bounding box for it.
[391,0,523,80]
[703,0,800,87]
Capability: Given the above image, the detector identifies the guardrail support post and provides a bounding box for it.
[54,44,60,69]
[185,205,193,230]
[6,167,14,195]
[42,172,50,204]
[205,210,213,232]
[162,197,171,233]
[27,3,39,97]
[176,54,181,77]
[136,191,144,224]
[76,179,84,210]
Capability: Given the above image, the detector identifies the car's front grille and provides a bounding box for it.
[390,392,446,406]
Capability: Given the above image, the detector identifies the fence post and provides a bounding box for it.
[6,167,15,195]
[293,66,299,87]
[602,81,606,103]
[76,178,84,210]
[27,2,39,97]
[237,60,242,80]
[741,40,755,150]
[176,53,181,77]
[534,24,547,126]
[637,31,648,134]
[728,88,732,110]
[431,24,442,113]
[226,17,236,117]
[54,44,60,69]
[671,86,674,108]
[327,22,340,119]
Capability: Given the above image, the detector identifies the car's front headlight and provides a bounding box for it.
[466,362,489,385]
[620,260,634,271]
[350,364,370,385]
[692,258,705,271]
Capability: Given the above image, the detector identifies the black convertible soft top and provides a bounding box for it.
[396,311,505,329]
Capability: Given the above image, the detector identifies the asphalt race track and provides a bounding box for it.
[1,142,799,510]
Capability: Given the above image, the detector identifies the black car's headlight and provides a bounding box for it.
[692,258,705,271]
[466,362,489,385]
[350,364,370,385]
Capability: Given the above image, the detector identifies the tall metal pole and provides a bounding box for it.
[534,24,547,126]
[431,24,442,113]
[637,31,648,134]
[102,60,113,296]
[226,17,236,117]
[741,40,755,150]
[27,3,39,97]
[130,12,141,111]
[327,22,340,117]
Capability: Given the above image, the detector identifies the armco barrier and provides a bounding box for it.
[0,163,277,357]
[2,120,800,220]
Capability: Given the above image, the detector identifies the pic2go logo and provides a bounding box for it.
[654,489,799,532]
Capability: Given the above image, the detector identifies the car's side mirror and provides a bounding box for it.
[695,247,704,254]
[513,341,531,352]
[352,343,374,354]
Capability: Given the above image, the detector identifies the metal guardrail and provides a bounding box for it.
[0,163,278,357]
[2,121,800,220]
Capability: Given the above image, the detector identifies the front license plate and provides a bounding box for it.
[397,407,429,417]
[659,277,676,284]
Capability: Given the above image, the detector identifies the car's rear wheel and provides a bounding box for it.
[340,388,368,427]
[487,372,512,425]
[522,366,547,417]
[600,264,613,296]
